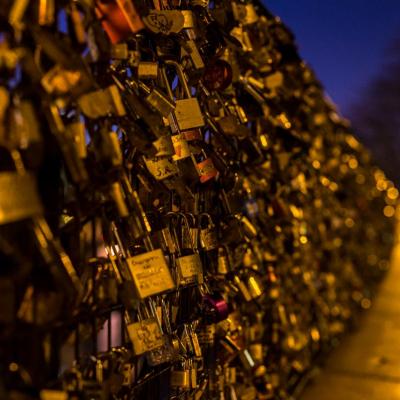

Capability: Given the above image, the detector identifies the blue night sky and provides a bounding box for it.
[262,0,400,117]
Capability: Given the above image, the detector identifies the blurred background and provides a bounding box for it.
[263,0,400,183]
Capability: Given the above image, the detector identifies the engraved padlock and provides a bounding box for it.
[126,309,165,356]
[126,244,175,299]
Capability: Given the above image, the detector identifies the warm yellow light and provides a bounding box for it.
[320,176,330,186]
[9,363,18,372]
[299,235,308,244]
[310,327,320,342]
[329,182,338,191]
[259,134,269,149]
[383,205,395,218]
[340,164,349,174]
[348,157,358,169]
[356,174,366,184]
[345,218,355,228]
[374,169,385,181]
[377,179,388,191]
[312,160,320,169]
[361,298,372,309]
[387,187,399,200]
[333,237,342,247]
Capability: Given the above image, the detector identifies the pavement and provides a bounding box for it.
[300,236,400,400]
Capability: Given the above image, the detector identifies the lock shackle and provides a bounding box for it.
[165,211,184,256]
[164,60,192,99]
[198,212,215,228]
[176,211,196,250]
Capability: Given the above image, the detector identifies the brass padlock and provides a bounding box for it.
[171,133,191,161]
[181,40,204,72]
[138,61,159,80]
[126,248,175,298]
[127,317,165,355]
[65,121,86,159]
[77,85,126,118]
[217,246,231,275]
[164,60,205,131]
[231,2,259,25]
[143,156,179,181]
[233,275,252,302]
[170,368,190,389]
[0,172,43,225]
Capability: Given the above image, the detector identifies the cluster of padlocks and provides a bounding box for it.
[0,0,397,399]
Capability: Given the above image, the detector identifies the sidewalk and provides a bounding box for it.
[300,240,400,400]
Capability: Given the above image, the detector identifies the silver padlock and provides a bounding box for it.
[163,60,205,131]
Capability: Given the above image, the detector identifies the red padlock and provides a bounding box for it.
[95,0,144,44]
[202,59,233,91]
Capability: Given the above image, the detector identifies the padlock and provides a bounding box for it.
[188,323,202,358]
[164,60,205,131]
[138,61,159,80]
[156,221,177,254]
[126,316,165,355]
[65,121,87,159]
[146,298,178,366]
[233,275,252,302]
[69,2,86,45]
[137,80,176,118]
[77,85,126,118]
[231,2,259,25]
[181,40,205,72]
[126,249,175,299]
[217,246,231,275]
[144,156,179,181]
[171,133,192,161]
[143,10,192,35]
[202,59,233,91]
[153,135,175,157]
[202,292,229,323]
[0,172,43,225]
[38,0,55,26]
[190,150,219,183]
[95,0,144,44]
[110,181,130,218]
[167,212,204,286]
[170,366,190,389]
[199,213,218,251]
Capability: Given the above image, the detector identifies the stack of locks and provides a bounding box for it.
[0,0,397,399]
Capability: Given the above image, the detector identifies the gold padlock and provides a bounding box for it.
[138,61,159,80]
[143,156,179,181]
[126,248,175,298]
[0,172,43,225]
[170,369,190,388]
[127,317,165,355]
